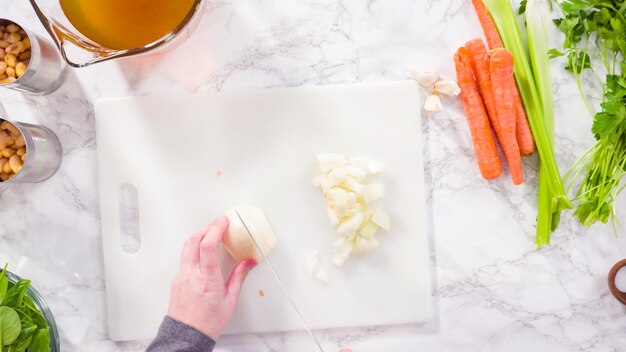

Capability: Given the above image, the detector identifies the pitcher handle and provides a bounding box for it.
[55,35,128,68]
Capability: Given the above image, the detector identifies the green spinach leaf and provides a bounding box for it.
[0,264,8,304]
[2,281,30,309]
[6,321,36,352]
[0,306,21,347]
[27,328,49,352]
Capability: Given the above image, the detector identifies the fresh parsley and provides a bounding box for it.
[556,0,626,228]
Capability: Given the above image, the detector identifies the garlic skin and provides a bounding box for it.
[410,69,440,88]
[423,94,443,112]
[434,80,461,96]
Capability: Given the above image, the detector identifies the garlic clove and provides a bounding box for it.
[434,80,461,96]
[409,69,440,88]
[423,94,443,112]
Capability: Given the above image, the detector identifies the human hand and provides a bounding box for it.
[167,216,257,340]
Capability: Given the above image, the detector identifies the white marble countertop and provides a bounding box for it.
[1,1,625,351]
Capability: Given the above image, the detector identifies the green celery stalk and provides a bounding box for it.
[483,0,572,215]
[526,0,558,245]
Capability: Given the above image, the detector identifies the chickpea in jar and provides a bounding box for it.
[0,21,31,85]
[0,120,27,181]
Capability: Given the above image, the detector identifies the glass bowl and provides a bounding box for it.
[3,270,60,352]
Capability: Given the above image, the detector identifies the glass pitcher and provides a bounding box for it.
[29,0,204,68]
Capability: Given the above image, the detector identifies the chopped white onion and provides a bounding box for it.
[304,251,319,275]
[315,269,329,284]
[340,165,368,179]
[359,220,379,239]
[364,184,385,204]
[341,177,365,194]
[314,154,389,266]
[325,188,347,203]
[312,174,325,187]
[332,237,353,267]
[317,153,349,173]
[321,168,347,190]
[349,157,384,174]
[371,209,390,232]
[326,207,339,227]
[352,237,380,255]
[336,212,365,237]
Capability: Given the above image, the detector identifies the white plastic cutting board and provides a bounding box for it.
[96,81,432,342]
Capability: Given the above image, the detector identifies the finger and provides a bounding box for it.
[180,227,209,268]
[224,259,257,307]
[199,216,229,274]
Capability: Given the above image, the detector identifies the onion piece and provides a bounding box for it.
[364,184,385,204]
[371,209,390,232]
[317,153,349,173]
[337,212,365,237]
[315,269,329,284]
[332,237,353,267]
[331,199,350,218]
[324,188,347,203]
[352,237,380,255]
[359,220,379,239]
[350,157,384,174]
[341,177,365,194]
[340,165,368,179]
[321,168,347,190]
[312,174,325,187]
[327,207,339,227]
[304,251,319,274]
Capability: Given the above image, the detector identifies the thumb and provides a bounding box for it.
[225,259,257,307]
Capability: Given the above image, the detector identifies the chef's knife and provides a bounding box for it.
[234,211,325,352]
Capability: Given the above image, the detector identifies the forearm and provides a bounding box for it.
[147,316,216,352]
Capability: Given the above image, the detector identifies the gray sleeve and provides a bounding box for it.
[146,316,216,352]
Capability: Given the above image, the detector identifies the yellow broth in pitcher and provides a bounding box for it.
[60,0,197,50]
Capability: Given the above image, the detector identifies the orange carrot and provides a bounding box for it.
[470,1,535,154]
[470,0,503,50]
[465,39,498,124]
[513,90,535,155]
[490,49,523,185]
[454,47,502,180]
[465,38,535,155]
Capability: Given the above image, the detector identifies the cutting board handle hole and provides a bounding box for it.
[119,184,141,254]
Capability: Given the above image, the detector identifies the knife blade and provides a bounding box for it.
[234,211,325,352]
